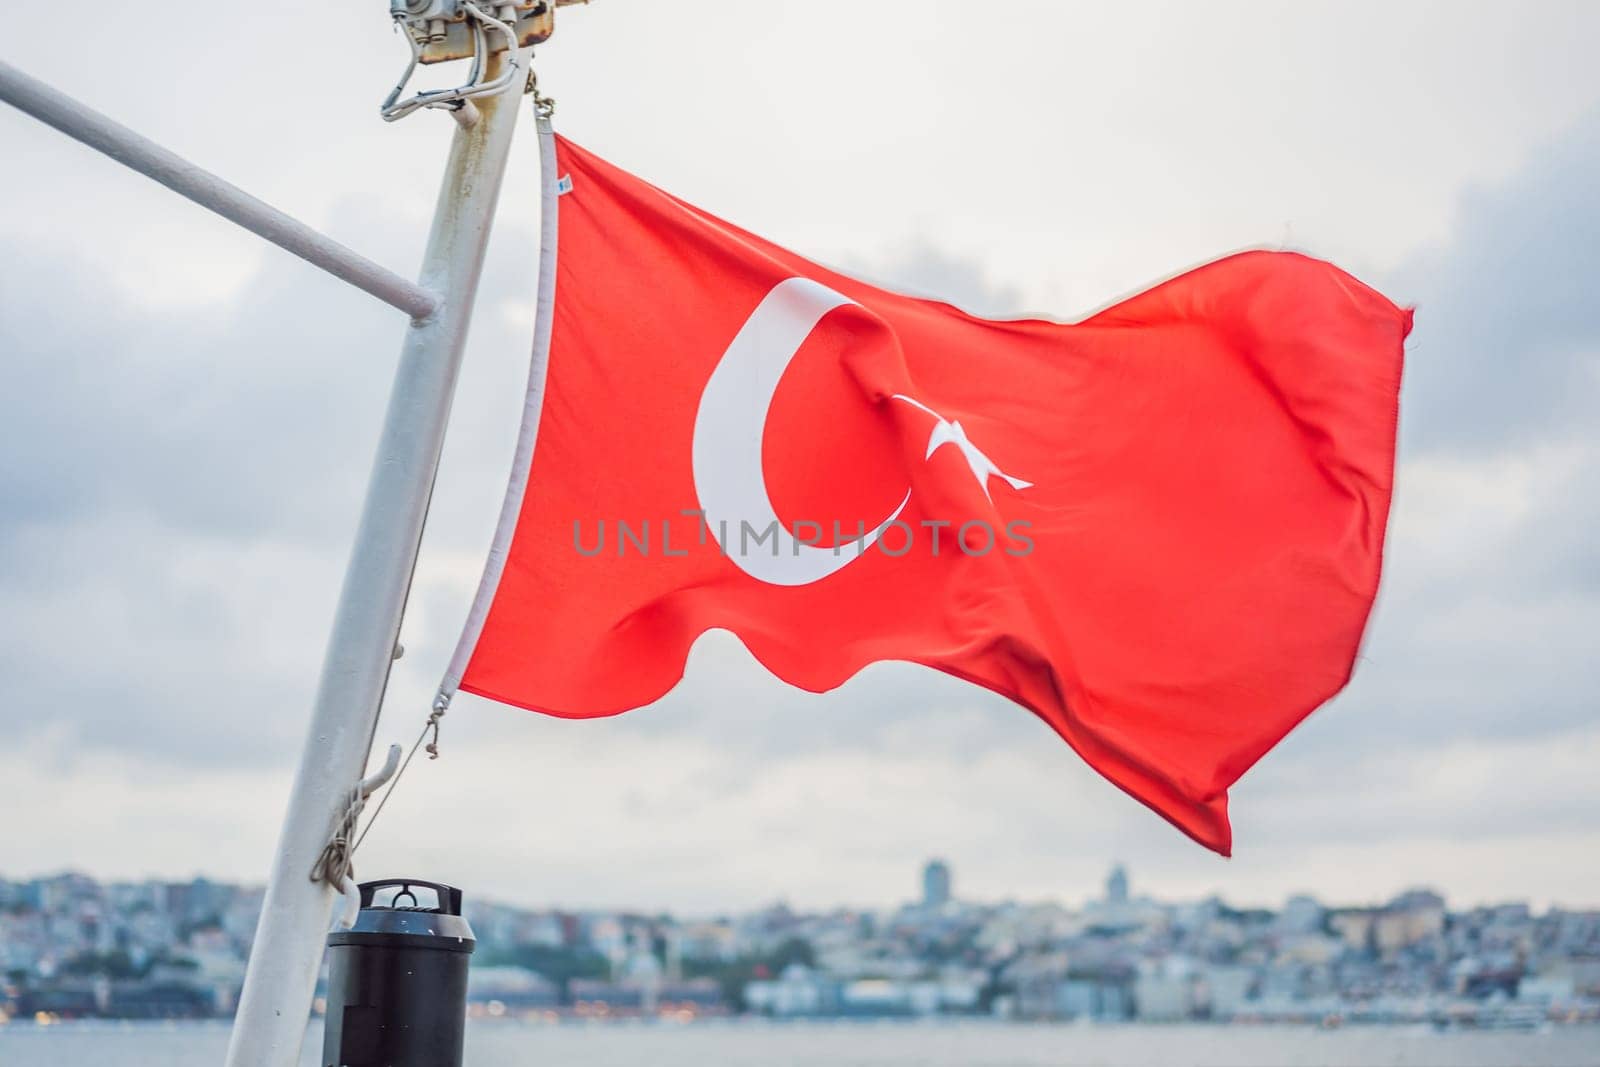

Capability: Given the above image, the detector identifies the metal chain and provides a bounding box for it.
[424,693,448,760]
[525,60,556,118]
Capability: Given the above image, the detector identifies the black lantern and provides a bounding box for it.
[322,879,476,1067]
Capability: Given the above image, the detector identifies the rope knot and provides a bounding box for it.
[309,695,449,927]
[308,742,403,919]
[309,783,367,892]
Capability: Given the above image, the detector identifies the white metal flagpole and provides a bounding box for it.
[223,44,530,1067]
[0,57,438,321]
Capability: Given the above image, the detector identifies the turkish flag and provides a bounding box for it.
[448,134,1409,855]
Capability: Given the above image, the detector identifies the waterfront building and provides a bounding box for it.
[466,966,560,1011]
[744,963,837,1017]
[1107,864,1129,905]
[1280,894,1326,935]
[922,859,952,909]
[1133,972,1193,1021]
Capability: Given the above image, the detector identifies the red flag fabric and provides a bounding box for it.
[449,134,1409,855]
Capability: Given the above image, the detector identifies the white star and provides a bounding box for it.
[891,394,1033,501]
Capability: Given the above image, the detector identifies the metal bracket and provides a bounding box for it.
[382,0,588,123]
[393,0,554,65]
[382,1,519,123]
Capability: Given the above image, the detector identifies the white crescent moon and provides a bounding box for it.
[692,277,910,586]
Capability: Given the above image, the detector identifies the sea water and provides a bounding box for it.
[2,1019,1598,1067]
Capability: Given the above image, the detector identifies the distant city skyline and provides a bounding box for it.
[6,859,1597,1027]
[5,859,1597,920]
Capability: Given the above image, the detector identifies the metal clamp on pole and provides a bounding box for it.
[382,0,587,124]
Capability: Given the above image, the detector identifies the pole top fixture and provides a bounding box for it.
[392,0,586,65]
[382,0,589,123]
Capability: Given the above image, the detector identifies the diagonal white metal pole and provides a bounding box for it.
[0,58,439,321]
[223,47,529,1067]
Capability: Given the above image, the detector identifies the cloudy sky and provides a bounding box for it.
[2,1,1597,916]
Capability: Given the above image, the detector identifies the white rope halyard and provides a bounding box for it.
[438,74,561,698]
